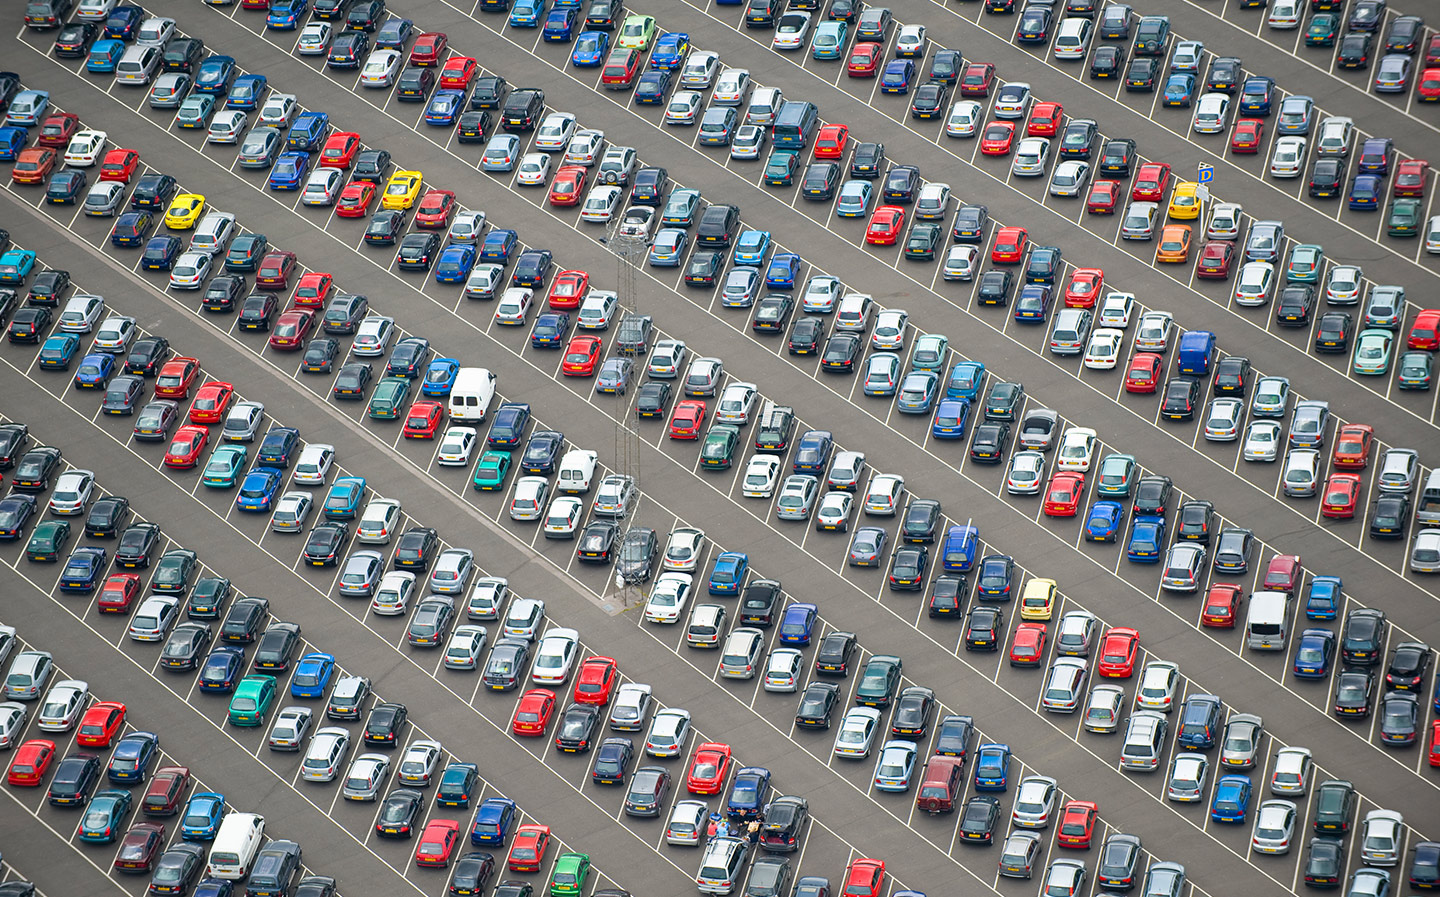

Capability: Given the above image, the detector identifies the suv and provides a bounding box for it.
[500,88,545,131]
[754,404,796,452]
[597,145,637,185]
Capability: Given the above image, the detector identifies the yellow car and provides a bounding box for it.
[164,194,207,229]
[1019,578,1057,621]
[381,170,423,210]
[1168,181,1201,220]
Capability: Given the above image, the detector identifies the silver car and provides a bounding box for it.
[666,800,710,846]
[802,276,842,313]
[1011,138,1051,176]
[267,706,312,751]
[1207,202,1243,240]
[1083,684,1125,734]
[1011,775,1058,827]
[1360,810,1405,865]
[833,707,883,758]
[1048,160,1090,197]
[429,548,475,595]
[1220,713,1265,768]
[1054,611,1098,656]
[993,82,1032,119]
[1325,265,1364,305]
[0,701,29,749]
[340,753,391,800]
[1191,93,1230,134]
[762,648,804,693]
[444,625,488,670]
[1166,752,1210,802]
[730,125,766,160]
[1135,661,1180,712]
[1251,800,1297,854]
[300,727,351,783]
[223,401,265,442]
[1250,376,1290,417]
[1159,543,1206,593]
[683,357,723,396]
[1282,450,1320,497]
[509,477,550,521]
[1005,451,1046,495]
[37,679,89,731]
[1134,311,1173,351]
[337,551,385,598]
[643,708,692,757]
[1270,747,1312,795]
[610,683,653,731]
[775,475,820,521]
[1269,136,1307,177]
[1203,398,1244,441]
[718,628,764,680]
[1376,448,1419,493]
[466,577,510,621]
[1040,658,1088,713]
[1242,422,1282,462]
[356,498,402,544]
[1121,202,1158,240]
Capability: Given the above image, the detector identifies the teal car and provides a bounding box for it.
[228,675,277,727]
[202,445,249,488]
[1352,329,1394,376]
[323,476,367,519]
[763,150,801,186]
[1397,351,1433,390]
[1095,453,1138,497]
[174,94,216,129]
[910,333,949,371]
[79,789,132,843]
[1285,244,1324,284]
[812,21,849,59]
[367,375,413,419]
[472,450,513,491]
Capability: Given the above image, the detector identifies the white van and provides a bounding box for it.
[448,368,497,422]
[1416,468,1440,526]
[556,449,598,494]
[1246,591,1292,651]
[115,45,162,85]
[207,812,265,879]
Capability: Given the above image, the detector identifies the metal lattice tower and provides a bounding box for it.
[605,231,645,608]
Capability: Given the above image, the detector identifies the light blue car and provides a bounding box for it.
[481,134,521,171]
[835,180,873,218]
[811,21,848,59]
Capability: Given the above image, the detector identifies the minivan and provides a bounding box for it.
[245,839,302,896]
[207,812,265,879]
[686,604,728,648]
[115,45,162,85]
[1417,468,1440,525]
[1120,711,1167,771]
[696,836,749,894]
[915,756,965,814]
[773,100,819,148]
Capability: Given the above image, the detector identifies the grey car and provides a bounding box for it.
[1220,713,1264,768]
[1362,286,1405,330]
[147,72,192,109]
[1142,862,1186,897]
[1121,202,1158,240]
[340,753,391,800]
[1282,450,1320,497]
[1289,401,1329,448]
[238,127,284,168]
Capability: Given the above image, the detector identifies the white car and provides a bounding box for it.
[715,382,758,424]
[493,287,534,326]
[531,628,580,683]
[1098,292,1135,328]
[1234,262,1276,306]
[509,476,550,521]
[168,252,212,290]
[207,110,248,144]
[270,492,313,533]
[534,112,578,151]
[1203,398,1245,441]
[1048,160,1090,197]
[36,680,89,731]
[712,68,751,105]
[1426,216,1440,255]
[542,496,584,538]
[681,50,721,86]
[258,93,298,129]
[444,625,488,670]
[437,427,477,466]
[1135,661,1180,712]
[297,22,333,55]
[1083,329,1124,370]
[864,474,906,515]
[833,707,882,758]
[448,211,486,244]
[1055,428,1098,471]
[665,91,704,126]
[644,573,694,624]
[1005,451,1046,495]
[663,527,706,571]
[942,246,978,281]
[292,444,334,485]
[351,316,396,358]
[397,740,443,785]
[515,153,552,186]
[58,294,105,332]
[895,23,927,56]
[1191,93,1230,134]
[945,100,983,138]
[301,168,343,206]
[371,572,417,615]
[871,310,910,351]
[742,455,783,498]
[1242,421,1282,462]
[92,315,137,353]
[814,491,853,531]
[580,185,623,222]
[564,129,605,166]
[63,129,107,167]
[300,727,351,783]
[1315,116,1354,156]
[190,212,238,256]
[644,708,692,757]
[1269,136,1308,178]
[577,290,619,329]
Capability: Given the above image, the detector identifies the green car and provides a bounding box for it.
[228,675,277,727]
[1094,453,1138,497]
[700,424,741,469]
[854,654,903,707]
[1305,13,1339,45]
[549,852,591,897]
[1352,328,1394,376]
[367,375,413,420]
[910,333,950,372]
[1397,351,1433,390]
[616,14,657,50]
[202,445,249,488]
[1285,244,1324,284]
[812,20,849,59]
[1387,199,1421,237]
[472,450,513,492]
[25,519,72,562]
[764,150,801,186]
[905,224,944,260]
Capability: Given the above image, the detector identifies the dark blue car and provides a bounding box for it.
[480,229,518,262]
[530,313,571,348]
[194,56,237,95]
[112,212,157,249]
[727,767,771,820]
[59,547,108,592]
[104,5,145,41]
[1238,76,1275,114]
[634,70,673,104]
[470,797,517,846]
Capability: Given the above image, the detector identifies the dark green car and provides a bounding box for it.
[26,519,72,562]
[905,224,944,260]
[700,425,741,470]
[855,654,903,708]
[367,375,413,420]
[152,548,199,593]
[1387,199,1421,237]
[763,150,801,187]
[1305,13,1339,46]
[472,450,513,491]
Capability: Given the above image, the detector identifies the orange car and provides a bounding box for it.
[1331,423,1374,469]
[11,148,56,185]
[1155,225,1192,263]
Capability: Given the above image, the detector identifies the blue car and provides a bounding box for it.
[471,797,518,846]
[374,17,414,48]
[792,429,833,472]
[0,127,26,161]
[79,790,132,843]
[648,228,688,266]
[0,250,37,283]
[881,59,916,94]
[487,403,531,447]
[194,56,236,95]
[543,6,579,40]
[108,732,160,783]
[113,213,159,250]
[1210,775,1252,823]
[765,253,801,289]
[835,180,874,218]
[434,243,476,283]
[1163,73,1196,106]
[1292,628,1335,679]
[198,647,245,692]
[424,90,466,127]
[74,353,117,389]
[234,468,283,513]
[509,0,547,27]
[422,358,461,397]
[973,744,1012,791]
[38,334,82,370]
[1347,175,1382,210]
[1238,76,1275,114]
[778,602,818,645]
[59,547,108,592]
[288,111,329,150]
[266,0,309,29]
[634,70,673,104]
[290,652,336,698]
[1085,501,1126,542]
[571,31,609,66]
[104,6,145,41]
[727,767,771,819]
[931,398,970,439]
[323,476,367,520]
[732,229,772,266]
[812,21,849,59]
[976,554,1014,598]
[480,229,518,262]
[180,792,227,840]
[708,552,749,595]
[525,312,572,351]
[86,39,125,73]
[650,32,691,70]
[1126,514,1167,563]
[1305,575,1342,619]
[941,525,978,572]
[946,361,986,400]
[266,151,311,191]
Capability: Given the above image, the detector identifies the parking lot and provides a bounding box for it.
[1,0,1438,895]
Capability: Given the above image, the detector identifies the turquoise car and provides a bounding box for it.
[910,333,949,371]
[86,39,125,73]
[175,95,216,129]
[202,445,249,488]
[1352,328,1393,376]
[811,21,849,59]
[0,249,37,284]
[78,789,132,842]
[1095,453,1138,496]
[1285,244,1324,284]
[946,360,986,400]
[323,476,367,519]
[835,179,873,218]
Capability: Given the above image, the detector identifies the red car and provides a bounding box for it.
[507,825,551,872]
[414,190,458,229]
[1027,101,1063,137]
[1394,159,1428,197]
[843,859,886,897]
[155,357,200,399]
[409,31,448,66]
[36,112,79,148]
[189,381,235,423]
[991,226,1028,263]
[336,181,377,217]
[669,399,707,439]
[511,689,557,736]
[256,251,297,290]
[1132,163,1172,201]
[1409,309,1440,349]
[572,656,619,705]
[1096,628,1140,677]
[76,701,127,747]
[1124,353,1162,393]
[7,739,56,786]
[1419,67,1440,102]
[865,206,905,245]
[1194,241,1235,279]
[1429,720,1440,767]
[114,822,166,873]
[97,574,141,614]
[814,124,849,159]
[1320,474,1361,518]
[1201,584,1244,628]
[1042,472,1085,517]
[561,335,603,376]
[403,401,445,438]
[292,272,334,308]
[1229,119,1265,154]
[319,132,362,170]
[1064,268,1104,308]
[268,309,314,350]
[11,148,55,185]
[1056,801,1098,848]
[143,766,190,816]
[99,148,140,183]
[1331,423,1374,469]
[164,425,210,469]
[415,819,460,867]
[440,55,478,89]
[1008,622,1047,668]
[848,42,883,76]
[548,270,589,308]
[685,742,733,795]
[1262,554,1303,592]
[548,167,588,207]
[1086,180,1120,214]
[959,62,996,96]
[980,121,1017,156]
[601,48,642,87]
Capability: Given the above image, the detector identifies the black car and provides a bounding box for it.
[1212,356,1251,394]
[934,715,974,757]
[1212,527,1255,572]
[130,174,178,211]
[149,844,206,895]
[0,423,29,468]
[187,576,233,619]
[1379,692,1419,744]
[959,796,1001,844]
[977,269,1014,305]
[9,306,50,343]
[1384,640,1431,690]
[951,204,989,242]
[457,111,493,144]
[1308,158,1344,198]
[1206,56,1243,93]
[1097,834,1144,889]
[1348,0,1385,32]
[554,703,601,752]
[820,332,863,372]
[1090,45,1125,79]
[394,66,435,101]
[901,499,941,543]
[512,249,553,286]
[910,81,949,118]
[394,526,440,570]
[352,149,391,182]
[365,702,409,747]
[740,579,783,626]
[47,753,101,806]
[830,0,864,23]
[1175,500,1215,542]
[47,169,88,204]
[386,337,432,379]
[328,31,371,67]
[575,521,619,562]
[162,37,205,72]
[752,295,795,332]
[1303,837,1344,888]
[799,162,841,200]
[113,521,161,568]
[312,0,355,18]
[984,381,1024,420]
[965,606,1004,650]
[1160,377,1200,420]
[883,165,920,202]
[813,631,857,676]
[471,75,508,109]
[375,788,424,837]
[591,737,634,784]
[794,682,840,728]
[238,293,280,331]
[500,88,546,131]
[221,597,270,643]
[905,224,943,260]
[1314,312,1352,352]
[254,621,302,669]
[125,336,170,376]
[85,496,129,538]
[760,796,809,853]
[364,210,407,246]
[1340,608,1387,665]
[323,294,368,334]
[634,382,671,421]
[695,204,741,246]
[585,0,624,29]
[52,22,98,58]
[450,854,497,896]
[1385,15,1423,53]
[12,446,63,492]
[302,338,340,373]
[849,142,886,178]
[1132,14,1170,54]
[622,767,670,817]
[969,423,1010,463]
[1336,33,1373,69]
[887,546,929,590]
[788,316,826,355]
[630,167,669,205]
[1333,669,1376,717]
[684,249,724,287]
[929,49,962,83]
[1133,476,1174,515]
[159,622,212,671]
[1410,841,1440,890]
[27,269,70,306]
[201,275,245,313]
[1124,58,1158,91]
[482,639,530,691]
[332,362,373,400]
[302,522,348,566]
[346,0,386,31]
[1276,286,1316,326]
[396,232,441,271]
[890,686,936,737]
[928,575,967,618]
[101,376,145,415]
[0,494,37,541]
